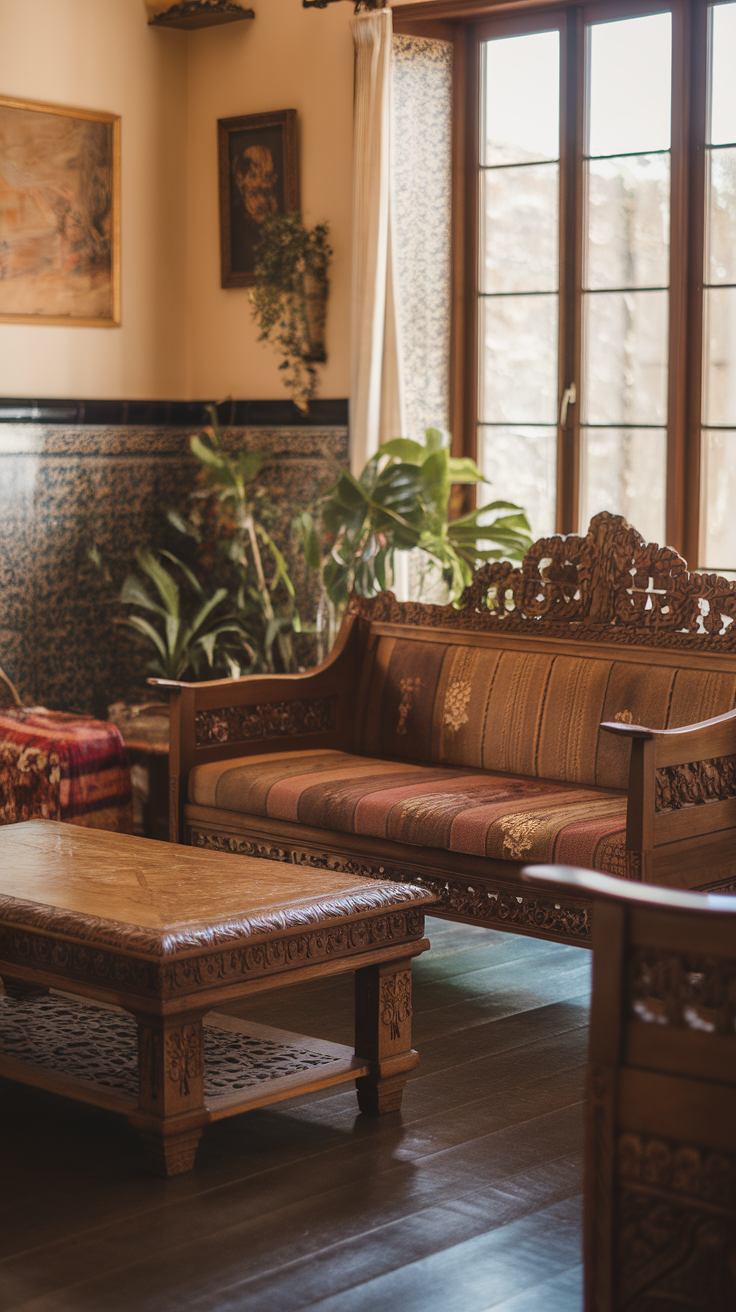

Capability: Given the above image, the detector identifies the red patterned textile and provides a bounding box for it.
[0,708,132,832]
[190,748,628,875]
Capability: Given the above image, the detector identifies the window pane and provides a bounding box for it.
[588,13,672,158]
[482,31,560,167]
[481,164,559,294]
[581,427,666,541]
[701,430,736,566]
[478,426,556,538]
[703,287,736,425]
[586,155,670,290]
[479,294,558,423]
[706,147,736,284]
[583,290,669,425]
[710,2,736,146]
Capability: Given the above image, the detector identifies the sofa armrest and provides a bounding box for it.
[601,705,736,767]
[148,609,360,708]
[150,613,363,841]
[600,708,736,877]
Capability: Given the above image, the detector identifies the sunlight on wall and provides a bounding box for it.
[0,0,354,402]
[0,0,188,399]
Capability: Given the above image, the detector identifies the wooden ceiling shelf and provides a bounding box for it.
[148,2,255,29]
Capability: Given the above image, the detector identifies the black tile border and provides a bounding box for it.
[0,397,349,427]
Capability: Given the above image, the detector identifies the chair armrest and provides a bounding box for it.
[601,706,736,767]
[520,862,736,912]
[148,609,359,705]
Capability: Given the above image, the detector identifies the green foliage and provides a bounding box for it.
[250,213,332,413]
[115,407,303,681]
[305,428,533,610]
[116,548,254,681]
[176,406,300,673]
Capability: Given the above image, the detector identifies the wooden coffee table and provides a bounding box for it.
[0,821,434,1176]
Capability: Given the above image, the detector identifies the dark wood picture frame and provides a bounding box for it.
[217,109,299,289]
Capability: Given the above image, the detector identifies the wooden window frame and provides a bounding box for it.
[394,0,716,563]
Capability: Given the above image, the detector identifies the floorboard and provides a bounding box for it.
[0,922,590,1311]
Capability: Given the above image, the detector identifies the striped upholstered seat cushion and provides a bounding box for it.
[190,749,628,875]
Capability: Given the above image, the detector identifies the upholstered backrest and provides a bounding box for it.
[355,633,736,789]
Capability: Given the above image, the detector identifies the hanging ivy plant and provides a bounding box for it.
[250,213,332,413]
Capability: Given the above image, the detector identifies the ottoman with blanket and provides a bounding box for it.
[0,706,132,832]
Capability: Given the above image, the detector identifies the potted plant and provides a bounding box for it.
[250,213,332,413]
[297,429,533,653]
[95,409,305,683]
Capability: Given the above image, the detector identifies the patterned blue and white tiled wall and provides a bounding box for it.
[0,417,347,716]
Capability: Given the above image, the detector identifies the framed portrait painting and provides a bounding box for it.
[0,95,120,326]
[218,109,299,289]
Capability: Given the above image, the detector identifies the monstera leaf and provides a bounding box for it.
[310,428,533,608]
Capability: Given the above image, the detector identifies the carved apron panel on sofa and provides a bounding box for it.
[156,514,736,947]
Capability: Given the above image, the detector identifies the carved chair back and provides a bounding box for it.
[522,863,736,1312]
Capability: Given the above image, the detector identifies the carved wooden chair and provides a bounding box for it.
[522,862,736,1312]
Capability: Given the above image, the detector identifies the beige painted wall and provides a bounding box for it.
[184,1,354,401]
[0,0,354,400]
[0,0,188,398]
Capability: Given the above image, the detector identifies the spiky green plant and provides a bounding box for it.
[175,406,300,672]
[117,548,254,681]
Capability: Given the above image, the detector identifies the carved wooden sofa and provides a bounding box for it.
[153,512,736,952]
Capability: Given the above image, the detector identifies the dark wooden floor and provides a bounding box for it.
[0,921,590,1312]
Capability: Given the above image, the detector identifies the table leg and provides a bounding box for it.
[0,974,49,1000]
[354,958,420,1115]
[129,1014,207,1177]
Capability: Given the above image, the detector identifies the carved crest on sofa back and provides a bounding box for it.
[350,512,736,649]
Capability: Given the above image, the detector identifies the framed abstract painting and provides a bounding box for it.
[218,108,299,288]
[0,94,120,326]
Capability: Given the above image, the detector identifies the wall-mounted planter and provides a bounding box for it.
[148,1,255,29]
[250,215,332,412]
[302,273,328,365]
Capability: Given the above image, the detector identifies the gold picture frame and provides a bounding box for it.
[0,94,121,327]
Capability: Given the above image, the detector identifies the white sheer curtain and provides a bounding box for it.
[349,8,405,477]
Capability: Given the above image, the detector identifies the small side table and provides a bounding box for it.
[107,702,169,841]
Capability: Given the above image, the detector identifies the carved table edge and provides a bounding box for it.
[0,906,430,1001]
[0,883,435,961]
